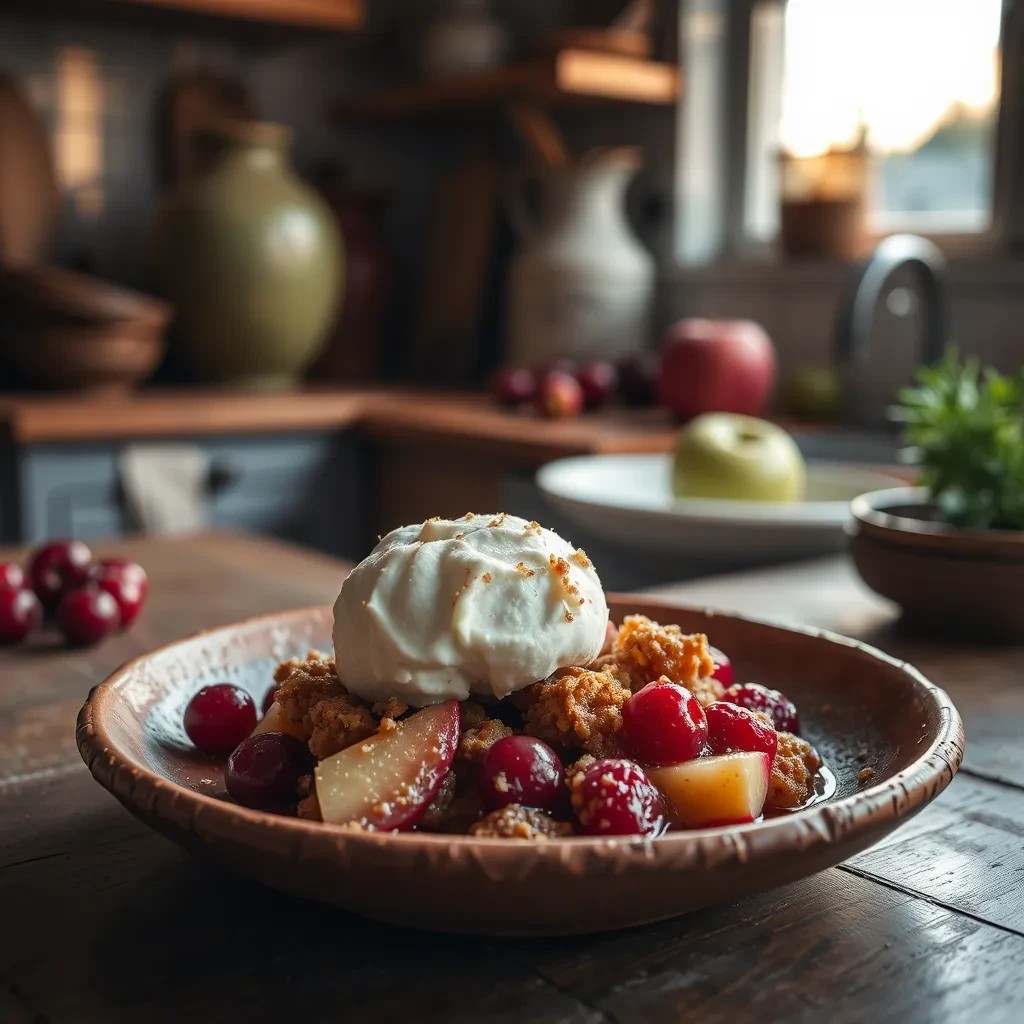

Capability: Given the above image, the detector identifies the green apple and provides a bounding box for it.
[672,413,806,502]
[784,366,842,421]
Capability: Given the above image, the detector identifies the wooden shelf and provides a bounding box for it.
[111,0,365,31]
[336,49,681,119]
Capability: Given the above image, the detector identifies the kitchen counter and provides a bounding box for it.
[1,532,1020,1022]
[0,386,679,461]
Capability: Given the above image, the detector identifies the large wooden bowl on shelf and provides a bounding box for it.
[77,595,963,937]
[849,487,1024,641]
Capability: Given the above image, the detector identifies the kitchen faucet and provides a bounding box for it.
[833,233,949,426]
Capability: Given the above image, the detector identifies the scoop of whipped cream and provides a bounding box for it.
[333,513,608,706]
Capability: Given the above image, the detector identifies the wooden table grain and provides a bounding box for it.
[2,535,1021,1024]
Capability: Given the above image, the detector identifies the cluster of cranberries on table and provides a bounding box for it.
[0,539,147,647]
[181,616,823,838]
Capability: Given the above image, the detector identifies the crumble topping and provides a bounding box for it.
[457,717,514,763]
[767,732,822,809]
[613,615,717,694]
[522,664,632,757]
[470,805,573,840]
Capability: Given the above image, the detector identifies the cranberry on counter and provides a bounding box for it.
[492,367,538,407]
[536,370,584,419]
[90,559,149,628]
[0,586,42,645]
[28,540,93,612]
[55,587,120,647]
[0,563,26,591]
[576,361,618,410]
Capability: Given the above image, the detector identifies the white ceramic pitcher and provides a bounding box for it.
[505,147,655,367]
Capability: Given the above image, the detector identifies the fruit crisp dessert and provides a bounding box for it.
[182,514,825,838]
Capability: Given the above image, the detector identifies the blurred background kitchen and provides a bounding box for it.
[0,0,1019,589]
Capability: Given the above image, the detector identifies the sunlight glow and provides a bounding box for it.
[780,0,1002,158]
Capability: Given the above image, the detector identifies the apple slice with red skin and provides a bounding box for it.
[647,751,770,829]
[315,700,461,831]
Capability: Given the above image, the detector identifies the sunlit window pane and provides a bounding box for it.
[777,0,1001,233]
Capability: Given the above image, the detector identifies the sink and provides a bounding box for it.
[790,428,902,466]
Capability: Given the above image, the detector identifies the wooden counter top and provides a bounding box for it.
[0,386,678,461]
[1,534,1020,1021]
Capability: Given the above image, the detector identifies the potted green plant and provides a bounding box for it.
[848,350,1024,639]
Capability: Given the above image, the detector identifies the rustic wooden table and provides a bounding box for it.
[2,534,1021,1023]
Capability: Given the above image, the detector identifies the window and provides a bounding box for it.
[745,0,1005,245]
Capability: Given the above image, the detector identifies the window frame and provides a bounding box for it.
[675,0,1024,266]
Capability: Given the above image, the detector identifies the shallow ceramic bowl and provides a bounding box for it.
[849,487,1024,641]
[77,596,963,936]
[537,454,902,566]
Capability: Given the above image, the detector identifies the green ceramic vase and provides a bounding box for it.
[151,121,343,387]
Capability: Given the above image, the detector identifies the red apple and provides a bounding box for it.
[658,319,776,421]
[314,701,461,831]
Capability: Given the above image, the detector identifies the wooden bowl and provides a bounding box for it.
[849,487,1024,641]
[6,319,168,393]
[0,265,171,392]
[77,596,963,936]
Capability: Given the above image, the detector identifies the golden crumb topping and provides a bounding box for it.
[522,663,633,757]
[470,805,573,840]
[612,615,716,694]
[767,732,822,809]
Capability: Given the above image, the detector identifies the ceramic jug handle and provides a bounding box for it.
[502,168,541,241]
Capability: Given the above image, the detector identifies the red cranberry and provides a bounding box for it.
[0,586,42,644]
[710,646,733,687]
[55,587,120,647]
[184,684,257,754]
[622,679,708,765]
[492,367,538,407]
[576,361,618,409]
[226,732,313,809]
[263,688,277,715]
[28,540,93,612]
[574,758,668,837]
[0,563,25,590]
[478,735,564,812]
[724,682,800,734]
[536,370,584,419]
[705,702,778,763]
[90,559,148,628]
[616,351,658,407]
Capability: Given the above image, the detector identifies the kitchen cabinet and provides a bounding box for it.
[1,433,366,560]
